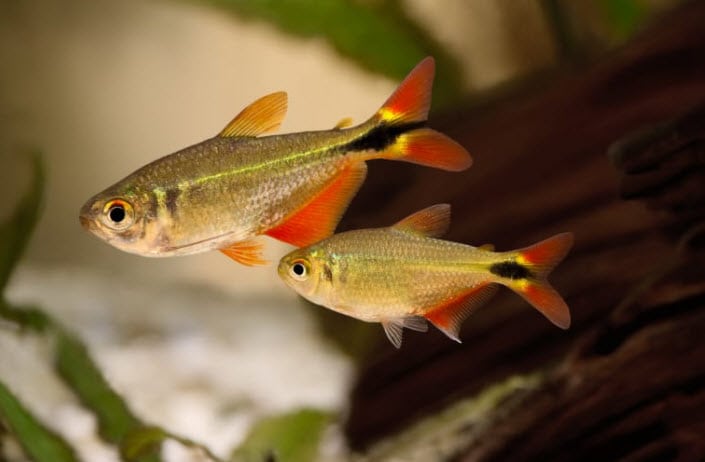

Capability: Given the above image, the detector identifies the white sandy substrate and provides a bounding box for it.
[1,263,353,462]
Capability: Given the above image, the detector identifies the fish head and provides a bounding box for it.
[278,245,333,305]
[79,185,157,255]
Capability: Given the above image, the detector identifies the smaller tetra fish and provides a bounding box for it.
[278,204,573,348]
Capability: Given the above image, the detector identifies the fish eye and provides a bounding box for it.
[289,259,309,280]
[109,204,125,223]
[102,199,134,229]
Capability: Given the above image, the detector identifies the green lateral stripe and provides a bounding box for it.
[189,144,335,187]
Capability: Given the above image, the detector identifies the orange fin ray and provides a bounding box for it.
[515,283,571,329]
[219,91,288,138]
[509,232,574,329]
[219,238,267,266]
[386,128,472,172]
[363,57,471,171]
[376,57,434,124]
[424,284,498,342]
[266,162,367,247]
[392,204,450,238]
[381,316,428,348]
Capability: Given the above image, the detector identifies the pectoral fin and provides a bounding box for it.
[381,317,428,349]
[424,284,498,342]
[266,162,367,247]
[219,239,267,266]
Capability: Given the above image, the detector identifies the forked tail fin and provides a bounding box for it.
[502,233,574,329]
[366,57,472,172]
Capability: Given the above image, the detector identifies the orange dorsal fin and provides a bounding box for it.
[424,284,498,342]
[266,162,367,247]
[376,57,434,125]
[219,238,267,266]
[219,91,288,137]
[391,204,450,238]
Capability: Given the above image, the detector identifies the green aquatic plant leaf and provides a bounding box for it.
[0,152,43,292]
[120,426,168,462]
[0,300,51,332]
[54,330,162,462]
[600,0,648,40]
[231,408,330,462]
[205,0,465,106]
[0,380,79,462]
[121,426,226,462]
[0,154,162,462]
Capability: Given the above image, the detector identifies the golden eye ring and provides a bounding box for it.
[289,259,309,280]
[102,199,134,229]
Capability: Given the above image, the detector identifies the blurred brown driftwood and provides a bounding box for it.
[341,1,705,460]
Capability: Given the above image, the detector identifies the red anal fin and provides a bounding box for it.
[219,238,267,266]
[424,284,498,342]
[266,162,367,247]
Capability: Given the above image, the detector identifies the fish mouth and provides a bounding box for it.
[79,215,90,228]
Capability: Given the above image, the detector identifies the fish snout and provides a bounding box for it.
[277,259,289,281]
[79,214,91,230]
[78,200,99,231]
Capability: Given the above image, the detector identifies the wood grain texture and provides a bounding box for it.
[341,2,705,459]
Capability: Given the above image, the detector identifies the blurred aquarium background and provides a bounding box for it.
[0,1,687,461]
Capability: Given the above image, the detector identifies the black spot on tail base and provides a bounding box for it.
[345,121,426,152]
[490,261,532,280]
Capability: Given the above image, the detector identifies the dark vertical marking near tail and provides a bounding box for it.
[345,121,426,152]
[490,261,533,280]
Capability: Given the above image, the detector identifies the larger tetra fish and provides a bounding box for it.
[278,204,573,348]
[79,58,471,265]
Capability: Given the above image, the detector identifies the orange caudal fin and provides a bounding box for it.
[504,233,574,329]
[369,57,472,172]
[392,129,471,172]
[376,57,434,125]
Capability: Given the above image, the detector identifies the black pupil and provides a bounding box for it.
[293,263,305,276]
[109,205,126,223]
